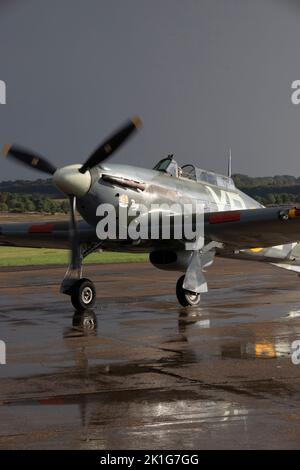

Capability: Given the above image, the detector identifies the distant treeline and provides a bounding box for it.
[0,192,69,214]
[0,179,59,197]
[232,174,300,205]
[1,175,300,212]
[232,174,300,188]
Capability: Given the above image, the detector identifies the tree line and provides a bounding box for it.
[0,192,69,214]
[232,174,300,188]
[232,174,300,205]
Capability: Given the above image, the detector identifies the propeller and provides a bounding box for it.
[2,117,141,177]
[2,144,57,175]
[69,195,81,271]
[79,116,142,173]
[1,116,142,272]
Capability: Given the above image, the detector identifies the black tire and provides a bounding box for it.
[176,275,201,307]
[70,278,96,310]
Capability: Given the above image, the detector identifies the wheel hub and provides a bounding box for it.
[82,286,93,304]
[187,291,198,301]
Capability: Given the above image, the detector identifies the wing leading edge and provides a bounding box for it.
[0,220,97,249]
[205,207,300,249]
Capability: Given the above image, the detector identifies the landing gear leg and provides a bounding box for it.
[176,275,201,307]
[175,244,219,307]
[60,241,102,309]
[61,263,97,310]
[60,195,102,309]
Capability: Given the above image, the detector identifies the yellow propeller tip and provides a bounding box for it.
[1,144,11,157]
[131,116,143,129]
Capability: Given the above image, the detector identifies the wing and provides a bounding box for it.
[2,206,299,251]
[0,219,97,249]
[205,207,300,249]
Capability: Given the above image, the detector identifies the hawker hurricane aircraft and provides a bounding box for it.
[1,117,300,310]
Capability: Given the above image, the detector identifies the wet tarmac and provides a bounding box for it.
[0,258,300,449]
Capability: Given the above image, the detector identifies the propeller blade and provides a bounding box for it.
[2,144,57,175]
[79,116,142,174]
[69,195,81,271]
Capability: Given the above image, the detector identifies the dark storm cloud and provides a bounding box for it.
[0,0,300,179]
[283,0,300,11]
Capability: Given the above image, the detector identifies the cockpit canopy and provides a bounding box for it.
[153,156,235,190]
[153,155,179,177]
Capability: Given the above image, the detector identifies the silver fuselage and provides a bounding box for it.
[76,163,300,270]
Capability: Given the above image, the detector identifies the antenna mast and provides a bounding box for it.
[228,148,232,177]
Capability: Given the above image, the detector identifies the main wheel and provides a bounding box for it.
[70,278,96,310]
[176,275,201,307]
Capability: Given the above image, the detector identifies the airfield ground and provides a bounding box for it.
[0,259,300,449]
[0,246,148,267]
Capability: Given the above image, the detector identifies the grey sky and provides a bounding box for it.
[0,0,299,180]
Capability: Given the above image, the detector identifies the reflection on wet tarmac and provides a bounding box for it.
[72,309,97,332]
[178,311,293,360]
[64,310,97,339]
[0,259,300,449]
